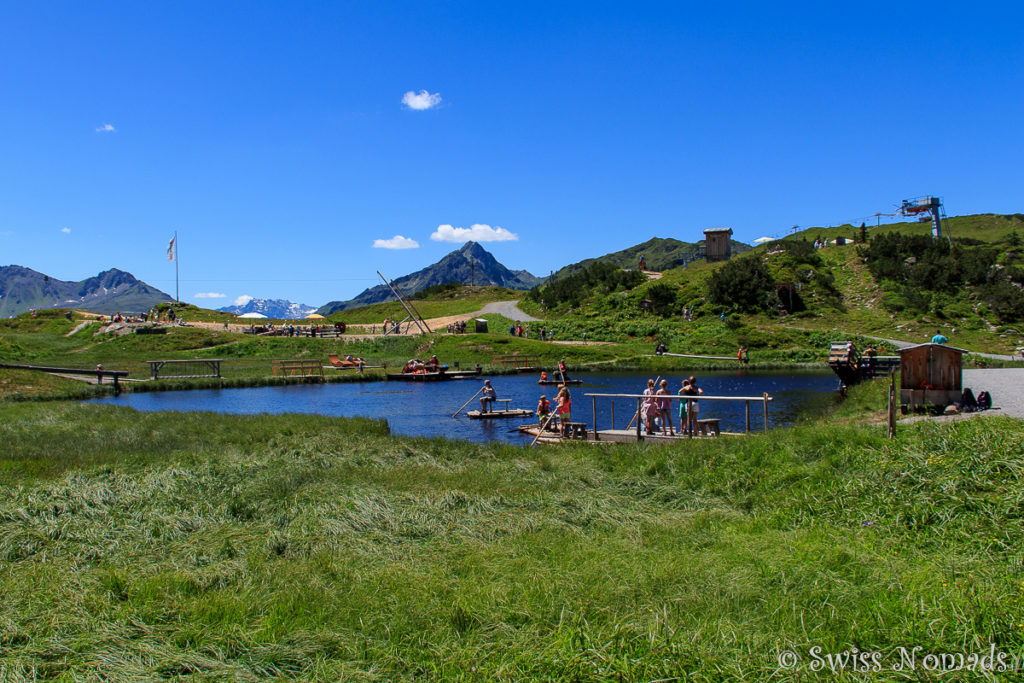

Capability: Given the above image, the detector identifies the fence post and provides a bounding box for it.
[592,396,598,440]
[745,400,750,433]
[888,371,896,439]
[636,398,642,441]
[762,392,769,433]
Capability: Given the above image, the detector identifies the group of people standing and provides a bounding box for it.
[642,376,704,436]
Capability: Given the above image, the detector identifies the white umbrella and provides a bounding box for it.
[753,236,774,244]
[238,312,267,319]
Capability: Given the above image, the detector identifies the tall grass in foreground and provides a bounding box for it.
[1,400,1022,680]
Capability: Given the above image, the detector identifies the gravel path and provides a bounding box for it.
[478,300,540,322]
[963,369,1024,419]
[863,334,1020,361]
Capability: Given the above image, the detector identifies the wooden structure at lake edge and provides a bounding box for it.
[272,359,324,379]
[386,368,482,381]
[516,392,774,444]
[899,343,967,410]
[828,342,899,389]
[492,353,539,371]
[148,359,222,380]
[0,362,129,393]
[466,398,534,419]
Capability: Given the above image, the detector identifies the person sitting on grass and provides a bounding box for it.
[479,380,496,414]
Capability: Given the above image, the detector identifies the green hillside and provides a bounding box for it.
[553,236,751,277]
[524,213,1024,356]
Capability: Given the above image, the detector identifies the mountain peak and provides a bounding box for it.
[459,241,486,256]
[317,242,541,314]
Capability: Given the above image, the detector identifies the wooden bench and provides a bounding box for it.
[272,359,324,378]
[562,421,588,439]
[696,418,721,437]
[482,398,512,412]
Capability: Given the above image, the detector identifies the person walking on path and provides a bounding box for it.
[479,379,497,414]
[931,329,949,344]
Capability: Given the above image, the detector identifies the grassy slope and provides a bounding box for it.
[1,389,1022,679]
[322,286,523,324]
[530,213,1024,356]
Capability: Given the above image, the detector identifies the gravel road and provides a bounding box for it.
[478,301,539,322]
[963,369,1024,419]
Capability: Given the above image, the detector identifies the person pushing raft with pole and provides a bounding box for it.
[479,379,497,414]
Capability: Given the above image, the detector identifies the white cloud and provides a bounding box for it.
[430,223,518,243]
[194,292,226,299]
[373,235,420,249]
[60,227,71,234]
[95,123,116,133]
[401,90,442,111]
[233,295,253,306]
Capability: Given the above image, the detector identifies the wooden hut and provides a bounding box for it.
[899,343,967,410]
[703,227,734,262]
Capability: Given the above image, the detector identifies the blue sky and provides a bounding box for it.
[2,1,1022,307]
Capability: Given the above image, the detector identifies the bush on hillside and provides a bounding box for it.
[707,256,775,312]
[861,232,1022,322]
[645,282,679,317]
[527,262,644,310]
[412,282,463,299]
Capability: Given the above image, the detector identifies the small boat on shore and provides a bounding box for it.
[387,368,482,381]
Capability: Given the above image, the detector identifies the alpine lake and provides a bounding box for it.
[96,370,840,444]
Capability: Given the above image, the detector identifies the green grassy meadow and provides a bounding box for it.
[1,388,1023,679]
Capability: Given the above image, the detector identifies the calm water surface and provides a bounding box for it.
[96,370,838,444]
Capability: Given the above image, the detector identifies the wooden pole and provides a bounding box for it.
[888,371,896,439]
[630,397,638,440]
[745,400,751,433]
[762,392,769,433]
[627,376,660,430]
[684,399,691,439]
[453,386,486,417]
[592,395,598,440]
[610,401,615,430]
[530,411,559,447]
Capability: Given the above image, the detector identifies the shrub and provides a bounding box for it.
[707,256,774,313]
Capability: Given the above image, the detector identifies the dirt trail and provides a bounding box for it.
[183,300,539,338]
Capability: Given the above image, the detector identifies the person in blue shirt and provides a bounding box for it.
[931,330,948,345]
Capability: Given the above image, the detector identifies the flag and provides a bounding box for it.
[167,236,176,261]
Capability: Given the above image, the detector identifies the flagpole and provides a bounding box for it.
[175,231,179,303]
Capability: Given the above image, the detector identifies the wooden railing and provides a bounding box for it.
[583,392,774,440]
[492,353,540,369]
[0,362,129,393]
[147,359,222,380]
[272,360,324,378]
